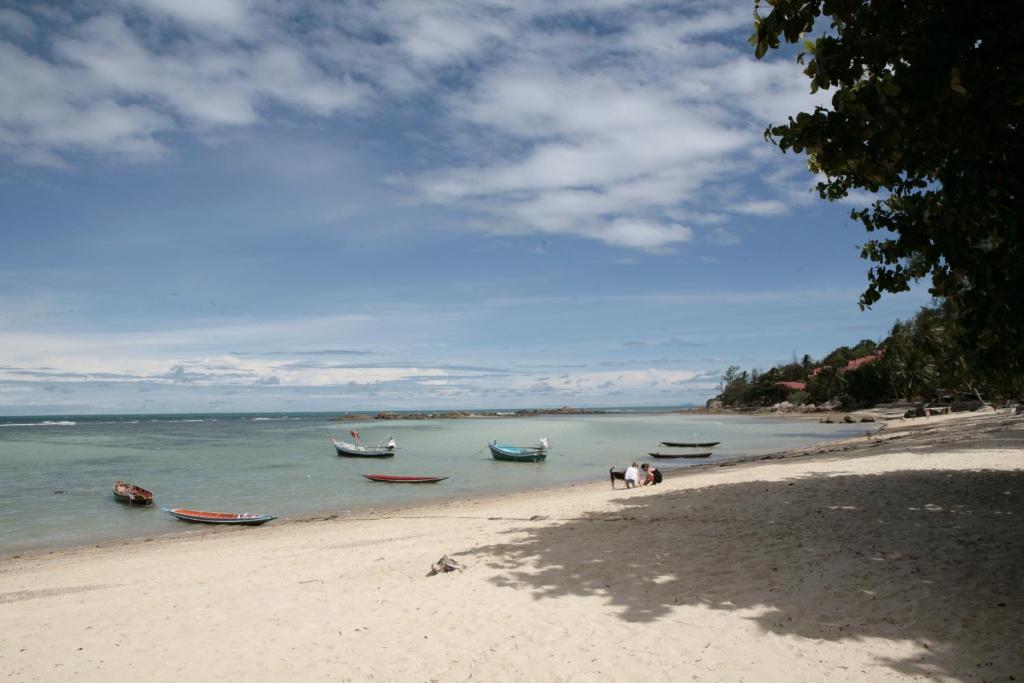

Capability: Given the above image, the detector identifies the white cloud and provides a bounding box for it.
[733,199,790,216]
[596,218,693,251]
[0,0,828,250]
[0,8,367,165]
[117,0,253,34]
[407,4,823,250]
[0,8,36,38]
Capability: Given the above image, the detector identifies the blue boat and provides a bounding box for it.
[488,438,549,462]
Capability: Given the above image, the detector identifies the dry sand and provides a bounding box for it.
[1,411,1022,681]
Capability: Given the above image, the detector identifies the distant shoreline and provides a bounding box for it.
[330,406,656,421]
[329,405,880,422]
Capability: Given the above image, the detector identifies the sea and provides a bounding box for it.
[0,410,873,555]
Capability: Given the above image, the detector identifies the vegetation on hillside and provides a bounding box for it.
[716,302,1023,409]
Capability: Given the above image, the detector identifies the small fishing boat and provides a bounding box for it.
[332,435,396,458]
[113,481,154,506]
[361,474,448,483]
[661,441,720,448]
[648,451,713,459]
[162,508,276,525]
[488,438,549,462]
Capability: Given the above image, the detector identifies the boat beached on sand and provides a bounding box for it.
[488,437,549,462]
[648,451,712,459]
[162,508,276,525]
[113,481,154,506]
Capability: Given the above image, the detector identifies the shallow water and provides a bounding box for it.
[0,411,871,554]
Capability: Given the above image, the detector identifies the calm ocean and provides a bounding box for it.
[0,410,871,555]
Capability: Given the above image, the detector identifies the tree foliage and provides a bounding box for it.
[751,0,1024,377]
[716,301,1019,408]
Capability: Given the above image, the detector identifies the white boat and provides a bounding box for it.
[332,435,397,458]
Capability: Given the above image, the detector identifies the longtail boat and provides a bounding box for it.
[162,508,276,525]
[113,481,154,506]
[660,441,720,448]
[332,435,396,458]
[648,451,713,459]
[488,438,548,462]
[361,474,448,483]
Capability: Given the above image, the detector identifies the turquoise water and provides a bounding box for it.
[0,411,871,555]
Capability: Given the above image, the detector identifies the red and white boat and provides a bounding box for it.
[361,474,448,484]
[113,481,154,505]
[162,508,276,525]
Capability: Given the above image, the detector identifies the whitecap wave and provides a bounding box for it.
[0,420,77,427]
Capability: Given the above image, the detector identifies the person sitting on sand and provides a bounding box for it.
[641,463,662,486]
[624,462,640,488]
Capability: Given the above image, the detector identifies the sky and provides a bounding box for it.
[0,0,929,415]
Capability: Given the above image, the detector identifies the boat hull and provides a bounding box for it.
[488,444,547,462]
[661,441,720,448]
[648,452,712,459]
[162,508,276,525]
[332,439,396,458]
[362,474,448,483]
[336,447,395,458]
[113,481,154,506]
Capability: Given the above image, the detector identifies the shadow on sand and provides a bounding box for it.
[473,463,1023,678]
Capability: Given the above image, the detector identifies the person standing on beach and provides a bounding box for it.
[624,462,640,488]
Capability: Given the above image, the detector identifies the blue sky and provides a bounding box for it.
[0,0,928,415]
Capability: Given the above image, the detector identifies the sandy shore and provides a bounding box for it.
[2,411,1021,681]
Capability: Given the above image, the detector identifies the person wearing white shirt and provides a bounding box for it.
[624,462,640,488]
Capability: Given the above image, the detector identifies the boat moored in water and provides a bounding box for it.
[660,441,720,448]
[648,451,713,459]
[162,508,276,525]
[488,438,549,462]
[362,474,448,483]
[113,481,154,506]
[332,435,397,458]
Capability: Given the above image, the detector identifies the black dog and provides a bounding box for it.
[609,466,626,488]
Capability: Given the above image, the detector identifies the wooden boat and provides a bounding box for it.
[162,508,276,525]
[113,480,154,506]
[661,441,720,448]
[488,439,548,462]
[648,451,713,459]
[332,435,396,458]
[361,474,448,483]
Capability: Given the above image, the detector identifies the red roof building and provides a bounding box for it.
[775,381,807,391]
[843,348,885,373]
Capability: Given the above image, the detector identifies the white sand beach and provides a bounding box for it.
[2,411,1022,681]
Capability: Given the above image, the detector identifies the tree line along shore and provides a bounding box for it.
[712,300,1022,416]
